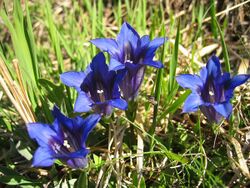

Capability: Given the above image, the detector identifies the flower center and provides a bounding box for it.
[209,90,214,96]
[63,140,71,149]
[125,60,133,64]
[97,89,104,94]
[96,83,106,102]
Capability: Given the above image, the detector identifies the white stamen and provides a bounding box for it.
[209,91,214,96]
[63,140,71,149]
[97,89,104,94]
[126,60,133,64]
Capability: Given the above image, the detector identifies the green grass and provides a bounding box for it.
[0,0,249,187]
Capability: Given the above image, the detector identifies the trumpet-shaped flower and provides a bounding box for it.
[27,106,101,168]
[91,22,166,101]
[60,52,127,116]
[176,55,249,123]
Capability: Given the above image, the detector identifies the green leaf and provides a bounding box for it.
[210,0,218,38]
[0,166,41,186]
[38,78,64,106]
[158,90,191,124]
[75,171,88,188]
[16,141,33,161]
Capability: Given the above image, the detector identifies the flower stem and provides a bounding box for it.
[125,99,138,148]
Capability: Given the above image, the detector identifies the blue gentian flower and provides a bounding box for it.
[90,22,166,101]
[27,106,101,168]
[176,55,249,123]
[60,52,127,116]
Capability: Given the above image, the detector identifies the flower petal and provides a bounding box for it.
[109,58,125,71]
[90,38,119,57]
[176,74,203,92]
[52,105,74,131]
[200,105,223,123]
[227,74,250,90]
[57,148,89,159]
[199,67,207,84]
[74,92,93,113]
[213,102,232,119]
[140,35,150,49]
[119,66,145,101]
[90,52,109,82]
[109,98,128,110]
[148,37,166,49]
[206,55,222,78]
[60,71,85,91]
[218,73,231,84]
[117,22,140,50]
[66,150,89,168]
[27,123,57,147]
[81,114,101,144]
[183,94,203,113]
[145,37,166,58]
[143,60,163,68]
[32,147,55,167]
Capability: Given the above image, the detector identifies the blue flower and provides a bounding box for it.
[176,55,249,123]
[90,22,166,101]
[60,52,127,116]
[27,106,101,168]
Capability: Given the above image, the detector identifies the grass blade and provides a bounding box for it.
[210,0,218,38]
[215,19,230,72]
[168,21,180,92]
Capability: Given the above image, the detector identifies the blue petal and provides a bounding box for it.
[206,55,222,78]
[117,22,140,50]
[60,71,85,92]
[200,105,223,123]
[90,38,119,57]
[109,98,128,110]
[148,37,166,49]
[32,147,55,167]
[27,123,57,147]
[199,67,207,84]
[66,150,89,168]
[176,74,203,92]
[51,119,63,140]
[218,73,231,84]
[119,66,145,100]
[72,116,85,130]
[140,35,150,49]
[145,37,166,58]
[213,102,232,119]
[52,105,74,130]
[227,74,250,90]
[224,74,249,100]
[67,158,88,169]
[90,52,109,81]
[92,103,113,116]
[74,92,93,113]
[109,58,125,71]
[57,148,89,159]
[143,60,163,68]
[81,114,101,144]
[134,35,150,56]
[183,94,203,113]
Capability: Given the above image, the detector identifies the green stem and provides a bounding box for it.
[125,99,138,148]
